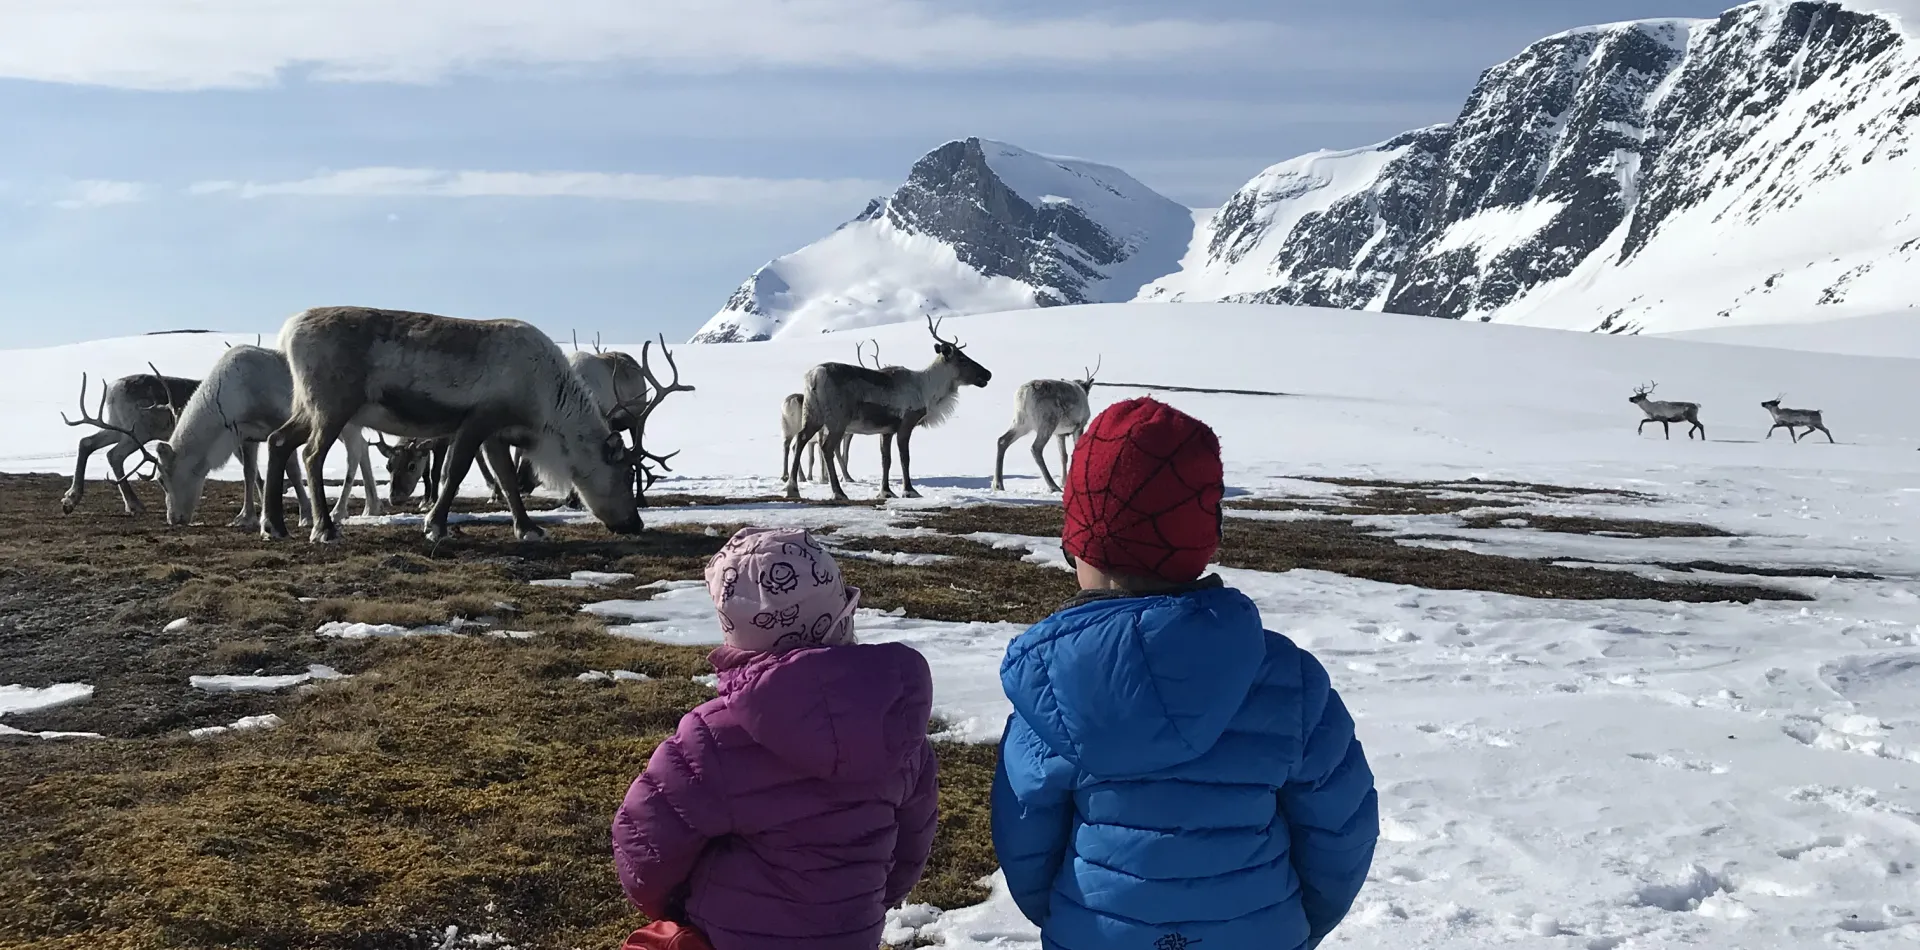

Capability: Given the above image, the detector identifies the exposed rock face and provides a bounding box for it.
[691,137,1193,343]
[1142,2,1920,335]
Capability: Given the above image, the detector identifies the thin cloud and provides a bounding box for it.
[0,0,1275,90]
[189,168,892,206]
[53,180,149,209]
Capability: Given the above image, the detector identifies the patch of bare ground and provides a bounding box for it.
[829,533,1029,561]
[898,500,1800,604]
[1460,512,1734,539]
[1555,558,1882,581]
[0,473,1010,949]
[1217,519,1802,603]
[1293,475,1654,501]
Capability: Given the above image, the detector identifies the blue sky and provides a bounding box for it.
[0,0,1739,347]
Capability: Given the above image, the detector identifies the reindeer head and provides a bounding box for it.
[1077,355,1102,394]
[375,435,434,506]
[927,316,992,388]
[575,333,694,534]
[1628,381,1658,405]
[1760,392,1784,411]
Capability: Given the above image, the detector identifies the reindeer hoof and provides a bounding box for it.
[903,488,921,499]
[517,526,548,542]
[227,512,254,528]
[260,526,288,542]
[310,525,342,544]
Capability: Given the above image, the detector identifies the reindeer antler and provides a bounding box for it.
[857,339,884,369]
[605,334,696,484]
[1083,354,1102,383]
[927,314,963,348]
[146,362,181,428]
[61,373,161,481]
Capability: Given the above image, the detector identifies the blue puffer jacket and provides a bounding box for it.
[992,580,1378,950]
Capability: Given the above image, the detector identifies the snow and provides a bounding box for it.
[1429,201,1569,268]
[530,570,635,589]
[12,300,1920,945]
[189,713,285,739]
[1663,309,1920,359]
[189,664,347,693]
[1140,138,1421,302]
[0,683,102,740]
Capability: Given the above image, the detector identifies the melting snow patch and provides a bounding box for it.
[317,619,494,639]
[163,617,191,633]
[882,903,942,946]
[189,713,285,740]
[190,664,348,693]
[690,674,719,689]
[577,670,652,683]
[531,570,636,588]
[0,683,93,717]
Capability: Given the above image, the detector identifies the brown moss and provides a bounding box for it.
[1460,512,1735,539]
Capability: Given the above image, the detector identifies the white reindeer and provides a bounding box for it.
[261,307,689,544]
[1760,395,1834,443]
[154,344,383,528]
[59,370,198,516]
[779,393,854,485]
[1628,381,1705,440]
[785,316,993,501]
[992,358,1100,493]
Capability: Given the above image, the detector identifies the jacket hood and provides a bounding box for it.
[710,642,932,781]
[1000,585,1267,777]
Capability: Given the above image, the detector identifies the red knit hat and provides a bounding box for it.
[1063,397,1224,584]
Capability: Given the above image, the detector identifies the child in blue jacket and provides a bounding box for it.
[992,397,1378,950]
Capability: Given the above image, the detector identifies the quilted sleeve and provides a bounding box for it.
[991,711,1077,927]
[884,740,941,907]
[611,712,732,921]
[1279,650,1380,944]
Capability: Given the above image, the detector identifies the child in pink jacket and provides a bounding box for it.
[612,526,939,950]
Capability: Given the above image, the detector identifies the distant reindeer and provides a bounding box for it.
[60,370,199,516]
[993,357,1100,493]
[262,307,688,544]
[1760,395,1834,443]
[786,317,992,501]
[154,344,383,528]
[776,340,878,486]
[1628,381,1705,440]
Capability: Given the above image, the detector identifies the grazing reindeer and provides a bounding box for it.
[1760,395,1834,443]
[786,316,992,501]
[1628,381,1705,440]
[372,434,510,511]
[993,357,1100,493]
[154,344,383,528]
[262,307,686,544]
[60,370,199,516]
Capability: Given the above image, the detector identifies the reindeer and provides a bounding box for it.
[372,434,511,511]
[779,393,853,484]
[1628,381,1705,440]
[60,370,200,516]
[993,357,1100,493]
[786,316,992,501]
[261,307,690,544]
[153,344,384,528]
[1760,395,1834,443]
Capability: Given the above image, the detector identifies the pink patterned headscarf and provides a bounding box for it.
[705,526,861,653]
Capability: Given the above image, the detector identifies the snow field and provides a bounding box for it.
[7,302,1920,946]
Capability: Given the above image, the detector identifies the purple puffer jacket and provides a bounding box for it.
[612,641,939,950]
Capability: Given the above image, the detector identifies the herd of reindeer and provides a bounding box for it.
[54,305,1845,546]
[55,306,1105,544]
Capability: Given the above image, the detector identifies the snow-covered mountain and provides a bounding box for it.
[689,138,1193,343]
[1142,0,1920,335]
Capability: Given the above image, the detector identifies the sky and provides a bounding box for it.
[0,0,1747,348]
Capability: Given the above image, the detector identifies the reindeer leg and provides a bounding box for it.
[288,455,314,528]
[348,431,384,517]
[484,439,545,542]
[1637,419,1649,436]
[1766,424,1779,440]
[232,442,261,528]
[302,420,348,543]
[104,438,146,516]
[261,420,310,541]
[64,430,120,514]
[1662,420,1671,440]
[787,421,825,500]
[899,420,922,499]
[1030,424,1060,494]
[838,432,852,479]
[1058,432,1072,485]
[992,429,1019,492]
[780,435,793,482]
[1819,425,1834,444]
[331,433,360,524]
[878,431,895,500]
[426,429,488,544]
